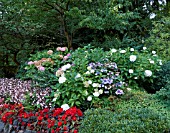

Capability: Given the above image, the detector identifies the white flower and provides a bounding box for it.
[99,89,103,94]
[90,69,95,73]
[93,92,100,97]
[144,70,152,77]
[92,83,100,87]
[61,65,67,71]
[85,71,90,75]
[129,69,134,74]
[120,50,126,53]
[88,80,92,84]
[111,48,117,53]
[130,55,137,62]
[127,88,132,91]
[87,66,92,71]
[52,98,57,102]
[87,96,92,101]
[134,77,138,79]
[152,51,156,54]
[61,104,70,111]
[130,48,134,51]
[143,47,147,50]
[75,73,81,79]
[65,64,71,69]
[149,60,154,64]
[159,60,162,65]
[59,76,67,83]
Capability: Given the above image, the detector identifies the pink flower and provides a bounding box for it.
[38,66,45,71]
[63,56,68,60]
[56,47,68,52]
[28,61,34,65]
[47,50,53,55]
[66,53,71,57]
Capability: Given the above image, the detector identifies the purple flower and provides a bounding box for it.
[28,61,34,65]
[115,89,124,95]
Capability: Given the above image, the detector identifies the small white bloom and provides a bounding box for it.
[75,73,81,79]
[143,47,147,50]
[87,96,92,101]
[65,64,71,69]
[152,51,156,54]
[85,71,90,75]
[120,50,126,53]
[61,104,70,111]
[59,76,67,83]
[92,83,100,87]
[90,69,95,73]
[159,60,163,65]
[130,55,137,62]
[130,48,134,51]
[129,69,134,74]
[88,80,92,84]
[52,98,57,102]
[144,70,152,77]
[99,89,103,94]
[149,60,154,64]
[127,88,132,91]
[134,77,138,79]
[94,89,99,92]
[87,66,92,71]
[93,91,100,97]
[61,65,67,71]
[111,48,117,53]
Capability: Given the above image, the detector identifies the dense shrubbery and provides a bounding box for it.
[79,107,169,133]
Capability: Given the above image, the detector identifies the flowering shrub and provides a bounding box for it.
[106,47,162,90]
[0,103,83,133]
[17,46,127,109]
[0,78,51,109]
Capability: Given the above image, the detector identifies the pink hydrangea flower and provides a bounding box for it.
[38,66,45,71]
[28,61,34,65]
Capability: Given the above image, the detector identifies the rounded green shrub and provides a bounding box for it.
[79,107,170,133]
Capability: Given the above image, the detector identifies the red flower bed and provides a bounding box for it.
[0,103,83,133]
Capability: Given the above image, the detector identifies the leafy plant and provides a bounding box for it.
[106,47,162,91]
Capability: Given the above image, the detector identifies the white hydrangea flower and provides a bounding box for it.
[129,69,134,74]
[59,76,67,83]
[87,96,92,101]
[88,80,92,84]
[144,70,152,77]
[111,48,117,53]
[85,71,90,75]
[52,97,57,102]
[75,73,81,79]
[87,66,92,71]
[90,69,95,73]
[149,60,154,64]
[130,48,134,51]
[159,60,163,65]
[143,47,147,50]
[152,51,156,54]
[99,89,103,94]
[130,55,137,62]
[61,104,70,111]
[93,92,100,97]
[120,50,126,53]
[127,88,132,91]
[92,83,100,87]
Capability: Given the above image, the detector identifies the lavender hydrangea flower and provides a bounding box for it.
[115,89,124,95]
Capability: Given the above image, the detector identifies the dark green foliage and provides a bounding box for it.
[150,61,170,92]
[79,107,170,133]
[153,82,170,107]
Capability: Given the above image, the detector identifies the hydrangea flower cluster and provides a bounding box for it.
[84,60,125,101]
